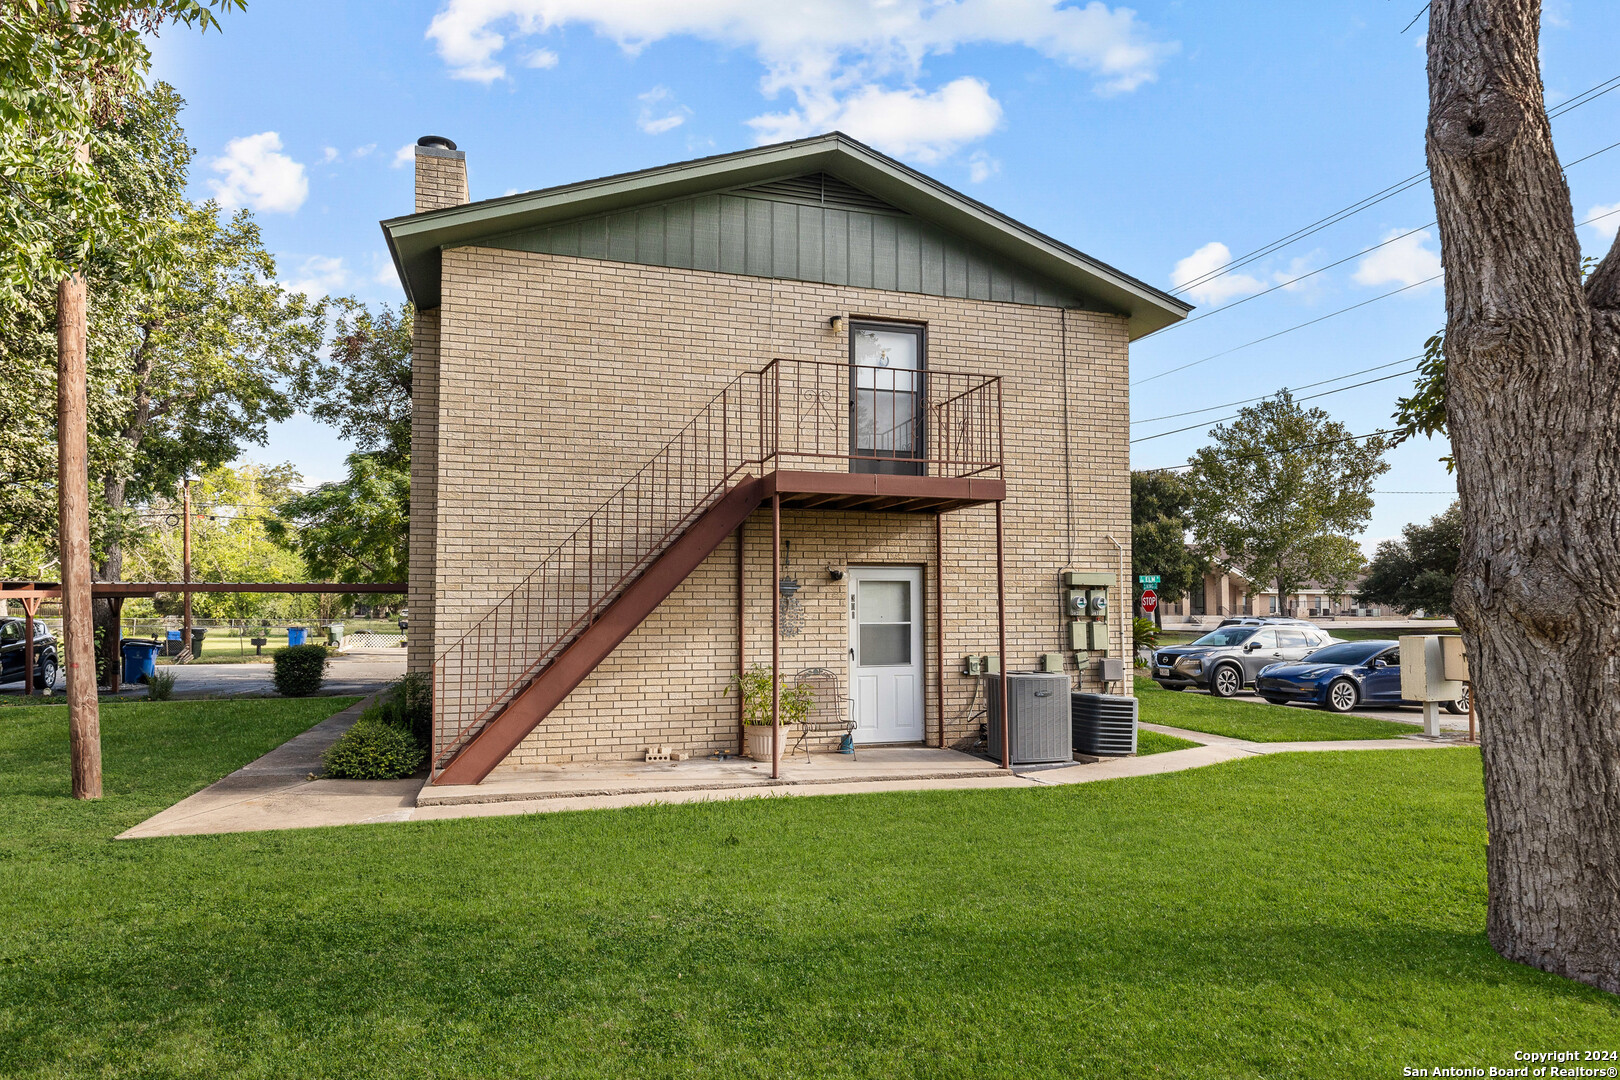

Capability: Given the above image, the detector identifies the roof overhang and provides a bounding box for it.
[381,132,1190,339]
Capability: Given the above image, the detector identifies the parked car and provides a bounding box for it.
[1216,615,1319,629]
[0,617,59,690]
[1254,639,1471,714]
[1152,622,1335,697]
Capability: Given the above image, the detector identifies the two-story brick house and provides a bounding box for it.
[383,132,1187,786]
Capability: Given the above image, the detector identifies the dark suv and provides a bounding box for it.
[1152,621,1334,698]
[0,617,59,691]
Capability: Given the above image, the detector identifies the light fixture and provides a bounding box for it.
[828,314,846,334]
[827,567,845,582]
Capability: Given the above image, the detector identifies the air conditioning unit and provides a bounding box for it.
[1071,692,1139,756]
[987,673,1071,765]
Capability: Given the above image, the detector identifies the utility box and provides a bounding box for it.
[1441,635,1470,682]
[1038,652,1065,673]
[1065,589,1087,617]
[962,654,984,676]
[987,673,1072,765]
[1089,621,1111,653]
[980,654,1000,675]
[1096,657,1125,682]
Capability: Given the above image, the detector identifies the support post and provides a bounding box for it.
[104,596,124,694]
[181,477,193,662]
[21,596,41,698]
[58,272,100,799]
[737,521,746,757]
[935,512,945,749]
[771,493,782,780]
[1468,683,1476,744]
[995,500,1009,770]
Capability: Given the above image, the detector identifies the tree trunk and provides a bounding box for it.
[1428,0,1620,993]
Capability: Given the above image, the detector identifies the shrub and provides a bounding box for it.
[321,714,426,779]
[272,644,329,697]
[1133,616,1161,651]
[146,670,177,701]
[724,663,815,726]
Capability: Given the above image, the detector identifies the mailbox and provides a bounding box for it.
[1440,635,1469,682]
[1400,636,1465,703]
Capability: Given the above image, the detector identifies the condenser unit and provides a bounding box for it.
[1071,692,1139,756]
[986,673,1071,765]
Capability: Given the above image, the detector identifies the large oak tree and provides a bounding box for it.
[1428,0,1620,991]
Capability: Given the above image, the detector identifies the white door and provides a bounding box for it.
[849,566,925,744]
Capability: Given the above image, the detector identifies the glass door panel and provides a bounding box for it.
[850,323,924,475]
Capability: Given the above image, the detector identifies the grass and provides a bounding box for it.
[1135,677,1417,742]
[1136,728,1201,755]
[1,698,1615,1077]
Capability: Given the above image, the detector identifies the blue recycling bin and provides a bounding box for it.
[120,640,161,683]
[287,626,308,647]
[164,629,183,656]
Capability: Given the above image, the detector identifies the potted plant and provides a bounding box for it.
[726,664,815,761]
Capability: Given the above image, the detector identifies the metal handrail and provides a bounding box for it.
[429,357,1004,775]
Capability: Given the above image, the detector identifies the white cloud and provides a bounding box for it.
[749,76,1002,162]
[1272,252,1325,298]
[281,255,348,298]
[1170,241,1266,306]
[424,0,1172,158]
[1583,202,1620,244]
[207,132,308,213]
[637,86,691,135]
[525,48,559,68]
[968,150,999,183]
[1354,227,1443,289]
[353,143,377,158]
[321,146,340,164]
[374,256,402,287]
[392,143,416,168]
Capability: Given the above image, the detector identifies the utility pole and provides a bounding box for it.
[59,272,101,800]
[182,477,193,662]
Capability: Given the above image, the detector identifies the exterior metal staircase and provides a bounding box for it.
[430,358,1004,785]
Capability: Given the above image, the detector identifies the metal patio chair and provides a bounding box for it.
[790,667,856,760]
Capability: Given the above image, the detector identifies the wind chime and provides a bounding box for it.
[779,540,804,638]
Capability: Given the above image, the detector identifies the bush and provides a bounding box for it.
[272,644,329,697]
[146,670,177,701]
[321,714,426,779]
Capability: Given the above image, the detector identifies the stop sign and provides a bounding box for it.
[1140,589,1158,614]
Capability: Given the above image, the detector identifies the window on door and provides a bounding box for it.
[850,321,924,475]
[857,579,912,666]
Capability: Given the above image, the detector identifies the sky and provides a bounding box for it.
[148,0,1620,552]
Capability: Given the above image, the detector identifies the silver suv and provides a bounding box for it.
[1152,622,1334,698]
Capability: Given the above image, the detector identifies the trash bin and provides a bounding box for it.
[190,626,207,657]
[120,639,161,683]
[327,623,344,647]
[287,626,307,647]
[164,629,183,656]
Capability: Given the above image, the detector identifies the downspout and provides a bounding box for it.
[1106,534,1128,695]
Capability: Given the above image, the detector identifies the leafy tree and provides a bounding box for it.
[292,299,414,466]
[1186,390,1391,613]
[1356,503,1461,616]
[268,452,409,585]
[1428,0,1620,990]
[1130,470,1208,621]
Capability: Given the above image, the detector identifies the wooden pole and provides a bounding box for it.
[771,493,782,780]
[21,596,41,698]
[181,477,193,661]
[105,595,124,694]
[58,272,100,799]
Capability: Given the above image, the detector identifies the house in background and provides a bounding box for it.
[1163,566,1383,623]
[383,133,1188,786]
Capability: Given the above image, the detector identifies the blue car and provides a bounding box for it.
[1254,639,1470,715]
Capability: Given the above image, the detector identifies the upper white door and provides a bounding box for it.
[849,566,925,744]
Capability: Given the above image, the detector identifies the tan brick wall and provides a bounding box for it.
[407,308,440,678]
[423,247,1133,769]
[414,146,467,213]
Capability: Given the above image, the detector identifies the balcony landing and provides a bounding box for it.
[764,469,1005,514]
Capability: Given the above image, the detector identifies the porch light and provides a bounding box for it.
[828,314,846,334]
[827,567,845,582]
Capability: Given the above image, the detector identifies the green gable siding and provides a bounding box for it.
[480,174,1088,309]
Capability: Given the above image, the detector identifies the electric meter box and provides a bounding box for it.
[1088,590,1108,616]
[1400,635,1465,703]
[1066,589,1087,617]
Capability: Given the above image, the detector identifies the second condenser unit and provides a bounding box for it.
[986,673,1072,765]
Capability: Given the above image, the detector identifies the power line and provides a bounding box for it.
[1168,71,1620,298]
[1142,428,1404,474]
[1133,276,1441,386]
[1130,368,1418,444]
[1132,356,1417,425]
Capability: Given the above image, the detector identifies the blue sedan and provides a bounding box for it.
[1254,640,1470,715]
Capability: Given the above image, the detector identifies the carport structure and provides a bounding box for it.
[1,581,406,695]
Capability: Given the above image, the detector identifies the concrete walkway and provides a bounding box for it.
[118,706,1471,839]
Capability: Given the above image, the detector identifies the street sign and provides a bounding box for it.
[1140,589,1158,614]
[1138,574,1161,585]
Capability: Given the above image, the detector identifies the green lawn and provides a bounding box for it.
[1136,676,1419,742]
[1,698,1614,1077]
[1136,728,1201,755]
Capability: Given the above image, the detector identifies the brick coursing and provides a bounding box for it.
[414,147,467,214]
[421,247,1132,770]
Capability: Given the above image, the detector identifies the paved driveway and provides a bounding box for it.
[3,650,405,701]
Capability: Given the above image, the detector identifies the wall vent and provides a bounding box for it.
[740,172,904,215]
